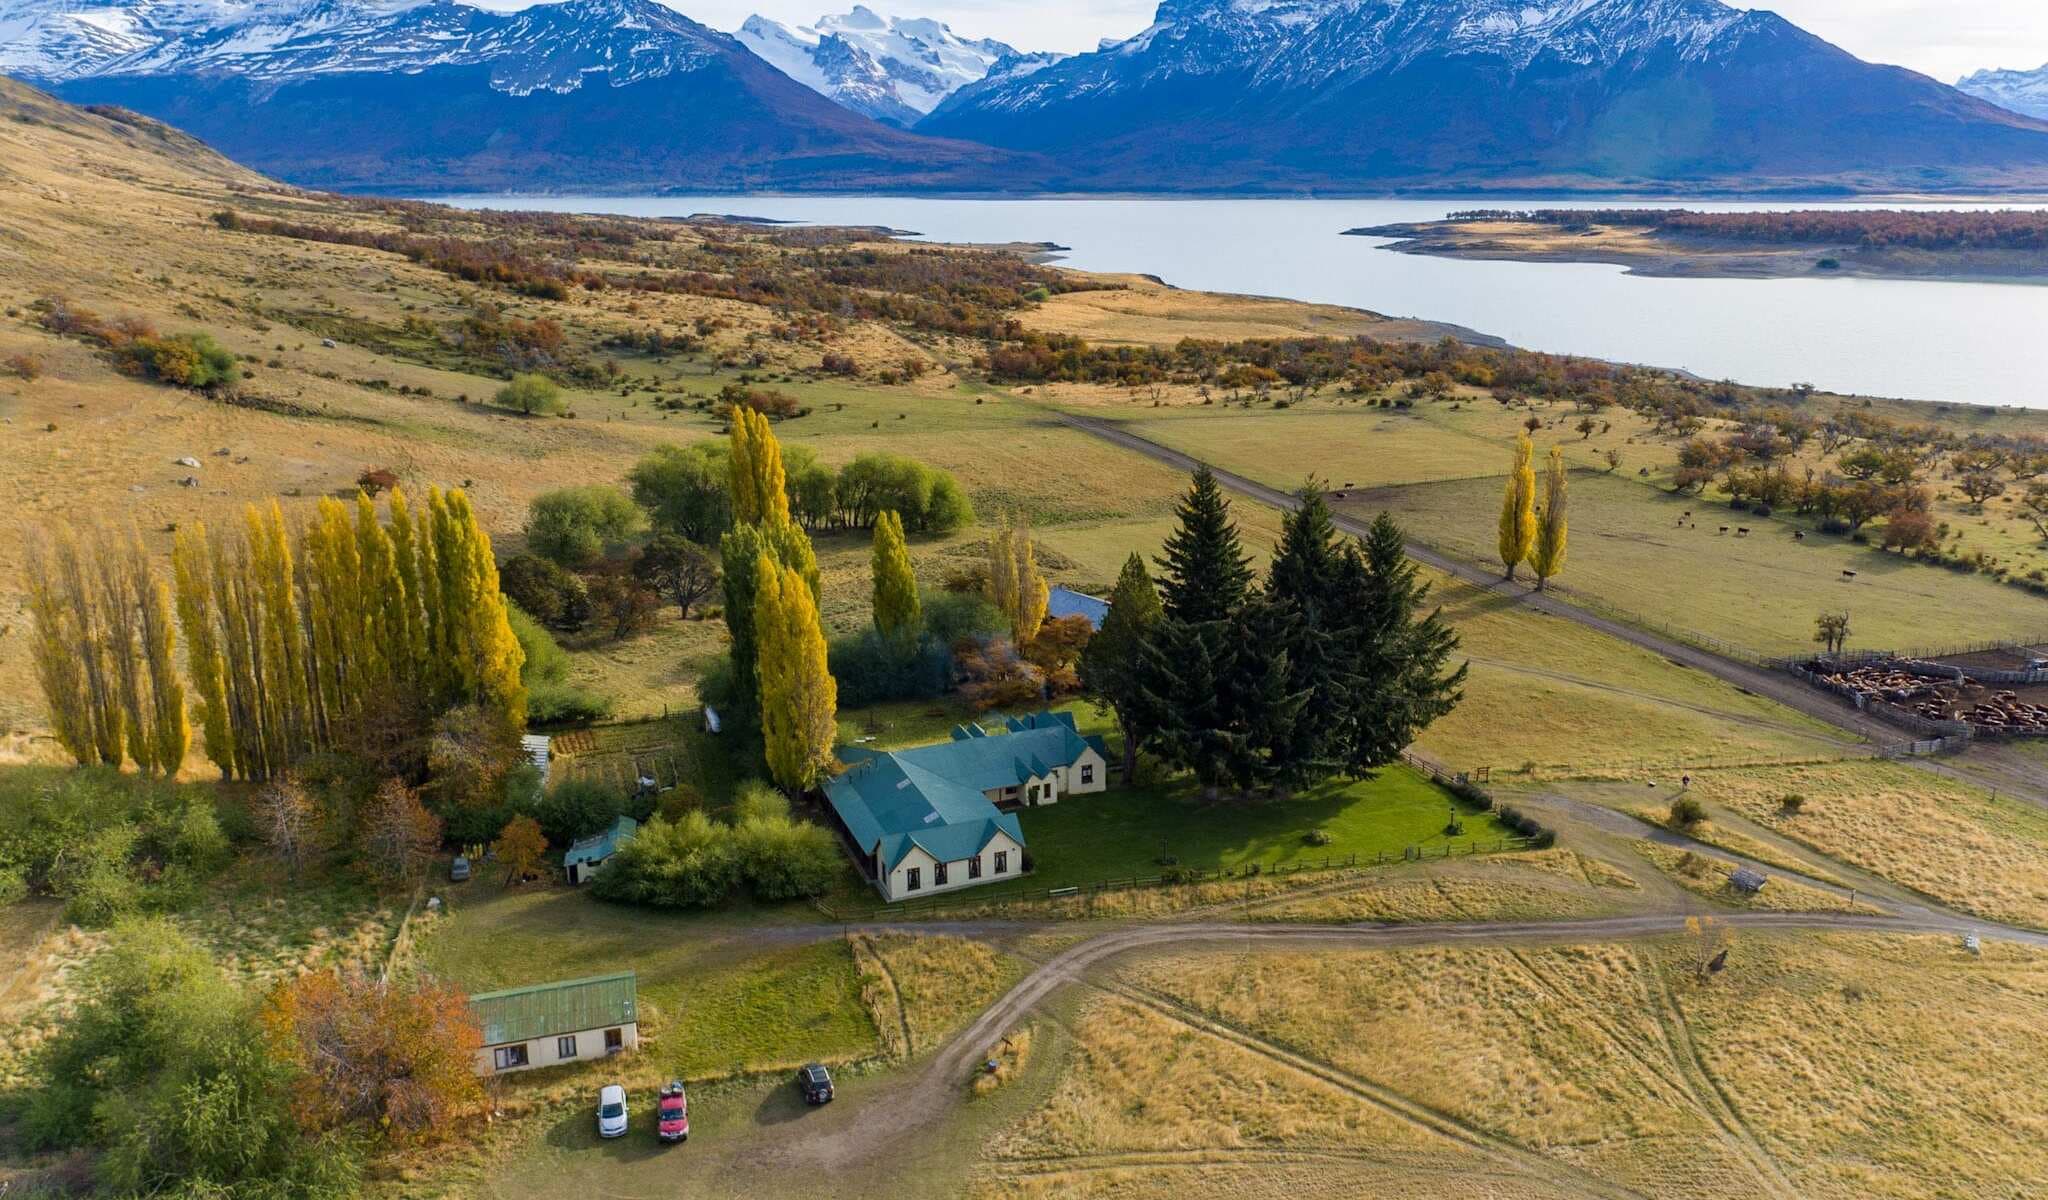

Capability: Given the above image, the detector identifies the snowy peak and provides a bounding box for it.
[733,7,1047,125]
[1958,63,2048,121]
[0,0,726,94]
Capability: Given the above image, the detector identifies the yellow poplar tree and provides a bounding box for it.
[1498,432,1537,580]
[124,529,189,775]
[1530,445,1570,592]
[173,524,236,778]
[870,510,920,638]
[987,518,1048,647]
[22,533,96,765]
[729,406,790,527]
[755,555,837,793]
[95,535,153,773]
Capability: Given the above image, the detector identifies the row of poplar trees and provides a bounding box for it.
[25,488,525,781]
[1082,468,1466,798]
[720,407,838,793]
[1499,431,1570,589]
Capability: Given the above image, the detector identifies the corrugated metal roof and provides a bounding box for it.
[564,816,638,868]
[1047,586,1109,630]
[470,971,637,1046]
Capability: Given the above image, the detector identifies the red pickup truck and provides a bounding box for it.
[657,1081,689,1143]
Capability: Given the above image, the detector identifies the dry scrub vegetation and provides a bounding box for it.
[1631,843,1871,914]
[852,932,1020,1057]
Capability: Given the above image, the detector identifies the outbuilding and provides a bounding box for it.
[564,815,638,885]
[469,971,639,1076]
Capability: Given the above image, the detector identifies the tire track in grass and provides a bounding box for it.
[1094,977,1657,1200]
[1644,960,1799,1200]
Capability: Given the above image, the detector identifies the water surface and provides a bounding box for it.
[447,194,2048,408]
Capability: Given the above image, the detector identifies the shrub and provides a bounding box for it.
[524,485,642,568]
[590,810,741,908]
[526,684,613,727]
[118,332,238,389]
[493,373,565,415]
[732,813,841,901]
[0,767,230,923]
[508,603,569,686]
[1780,792,1807,814]
[502,555,590,630]
[921,590,1006,644]
[532,779,629,847]
[5,352,41,381]
[1669,796,1707,827]
[1304,829,1334,847]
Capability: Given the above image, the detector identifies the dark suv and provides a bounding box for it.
[797,1063,833,1105]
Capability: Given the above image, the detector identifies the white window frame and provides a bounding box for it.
[493,1044,530,1071]
[557,1034,578,1059]
[906,866,922,892]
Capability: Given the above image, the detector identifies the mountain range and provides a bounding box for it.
[734,6,1060,126]
[8,0,2048,194]
[1958,63,2048,121]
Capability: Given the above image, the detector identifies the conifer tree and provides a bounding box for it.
[1265,487,1349,777]
[1530,446,1569,591]
[870,510,920,639]
[754,556,838,794]
[1156,467,1253,624]
[1498,433,1537,580]
[1351,512,1467,770]
[1080,553,1164,781]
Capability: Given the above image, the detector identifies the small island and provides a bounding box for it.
[1347,208,2048,283]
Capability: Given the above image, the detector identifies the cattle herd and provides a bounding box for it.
[1806,659,2048,737]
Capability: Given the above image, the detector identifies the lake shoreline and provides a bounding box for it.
[1347,219,2048,285]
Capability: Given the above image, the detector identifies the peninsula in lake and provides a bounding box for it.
[1348,209,2048,284]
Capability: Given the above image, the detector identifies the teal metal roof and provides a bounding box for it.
[564,816,638,869]
[470,971,637,1045]
[825,711,1097,875]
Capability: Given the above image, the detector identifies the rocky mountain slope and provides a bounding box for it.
[922,0,2048,192]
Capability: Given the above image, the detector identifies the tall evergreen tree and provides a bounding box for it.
[1351,513,1466,771]
[1079,553,1164,781]
[1530,446,1569,591]
[870,510,920,639]
[1498,433,1537,580]
[1156,467,1253,624]
[1264,486,1350,780]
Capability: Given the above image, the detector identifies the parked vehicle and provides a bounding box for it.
[797,1063,833,1105]
[657,1081,689,1143]
[449,855,471,882]
[597,1084,628,1138]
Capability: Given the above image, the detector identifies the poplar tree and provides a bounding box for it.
[1498,433,1537,580]
[729,407,790,527]
[96,536,154,774]
[986,517,1048,648]
[172,525,234,778]
[1156,467,1253,624]
[719,523,772,741]
[754,556,837,794]
[1530,446,1569,591]
[129,533,189,775]
[870,510,920,639]
[22,532,96,765]
[1079,553,1163,781]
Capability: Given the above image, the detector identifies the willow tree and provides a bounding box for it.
[1498,432,1537,580]
[1529,446,1569,591]
[755,556,837,794]
[870,509,920,639]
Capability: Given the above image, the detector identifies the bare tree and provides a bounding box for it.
[360,778,442,884]
[257,775,322,874]
[1814,611,1851,657]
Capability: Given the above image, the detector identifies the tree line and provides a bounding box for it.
[1449,208,2048,251]
[26,488,525,781]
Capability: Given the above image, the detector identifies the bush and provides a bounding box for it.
[829,629,954,708]
[117,332,238,389]
[921,589,1006,644]
[1780,792,1807,814]
[532,779,629,847]
[590,810,741,908]
[1304,829,1334,847]
[526,684,613,726]
[732,814,841,901]
[502,555,590,630]
[525,485,642,568]
[508,603,569,685]
[1669,796,1707,827]
[0,767,230,924]
[493,373,565,415]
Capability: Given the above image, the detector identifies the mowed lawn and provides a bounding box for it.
[1018,765,1509,888]
[1341,470,2047,654]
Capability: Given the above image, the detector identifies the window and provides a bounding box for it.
[935,861,949,886]
[968,855,982,879]
[557,1035,578,1059]
[1080,765,1095,785]
[906,866,922,892]
[604,1027,624,1053]
[493,1044,530,1072]
[994,850,1009,874]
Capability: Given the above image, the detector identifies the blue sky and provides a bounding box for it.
[634,1,2048,84]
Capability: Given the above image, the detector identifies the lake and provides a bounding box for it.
[446,195,2048,408]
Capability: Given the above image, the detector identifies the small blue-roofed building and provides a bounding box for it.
[824,711,1110,902]
[564,816,638,885]
[1046,585,1110,630]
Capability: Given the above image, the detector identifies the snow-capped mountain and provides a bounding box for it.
[734,6,1053,126]
[4,0,1035,191]
[1959,63,2048,121]
[923,0,2048,191]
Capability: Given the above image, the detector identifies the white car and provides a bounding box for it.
[596,1084,629,1139]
